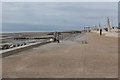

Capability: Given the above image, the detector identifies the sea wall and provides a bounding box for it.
[1,41,51,57]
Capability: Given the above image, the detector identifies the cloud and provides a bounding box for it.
[2,2,118,32]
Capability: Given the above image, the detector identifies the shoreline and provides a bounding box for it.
[1,31,85,57]
[1,30,84,34]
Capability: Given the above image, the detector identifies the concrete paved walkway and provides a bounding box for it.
[2,32,118,78]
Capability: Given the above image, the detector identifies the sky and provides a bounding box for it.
[2,2,118,32]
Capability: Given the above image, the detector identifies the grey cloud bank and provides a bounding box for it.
[2,2,118,33]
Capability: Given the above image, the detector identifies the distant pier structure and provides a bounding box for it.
[107,17,111,32]
[91,17,120,37]
[83,26,91,32]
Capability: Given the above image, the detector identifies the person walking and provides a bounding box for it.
[56,33,60,43]
[53,32,57,42]
[100,29,102,35]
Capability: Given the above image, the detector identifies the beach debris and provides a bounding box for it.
[9,44,14,48]
[82,40,87,44]
[49,38,54,42]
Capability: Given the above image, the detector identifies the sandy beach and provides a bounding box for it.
[1,32,51,43]
[2,32,118,78]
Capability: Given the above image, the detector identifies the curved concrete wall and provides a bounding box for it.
[1,41,50,58]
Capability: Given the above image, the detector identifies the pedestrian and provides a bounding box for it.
[54,37,56,42]
[100,29,102,35]
[53,32,57,42]
[57,38,60,43]
[56,33,60,43]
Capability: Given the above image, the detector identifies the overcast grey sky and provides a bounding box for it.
[2,2,118,32]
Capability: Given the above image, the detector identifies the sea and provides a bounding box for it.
[2,23,84,33]
[1,26,84,46]
[1,28,84,33]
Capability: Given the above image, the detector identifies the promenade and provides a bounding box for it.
[2,32,118,78]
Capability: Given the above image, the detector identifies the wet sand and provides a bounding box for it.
[1,32,50,43]
[2,32,118,78]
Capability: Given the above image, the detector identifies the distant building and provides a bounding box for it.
[83,26,91,32]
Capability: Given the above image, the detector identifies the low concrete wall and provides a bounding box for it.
[1,41,51,58]
[105,32,119,37]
